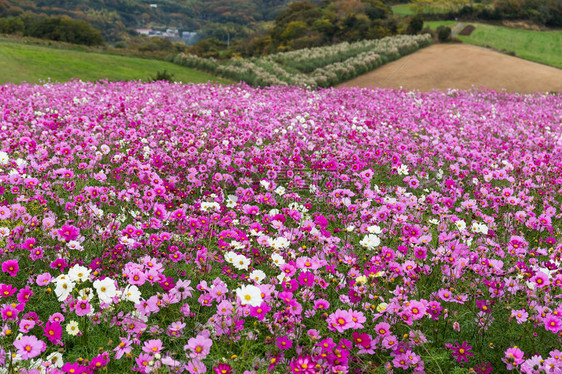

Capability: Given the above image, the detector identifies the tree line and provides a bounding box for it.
[0,14,104,46]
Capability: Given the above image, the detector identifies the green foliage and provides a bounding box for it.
[147,69,175,82]
[0,15,104,45]
[437,25,451,42]
[263,0,394,54]
[186,38,227,59]
[409,14,424,34]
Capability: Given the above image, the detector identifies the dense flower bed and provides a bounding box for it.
[0,81,561,374]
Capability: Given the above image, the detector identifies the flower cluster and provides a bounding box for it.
[0,81,560,373]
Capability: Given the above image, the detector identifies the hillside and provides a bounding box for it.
[0,0,292,41]
[0,38,230,84]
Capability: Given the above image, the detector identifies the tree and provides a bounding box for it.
[409,14,423,34]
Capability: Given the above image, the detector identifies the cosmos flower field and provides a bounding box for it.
[0,81,561,374]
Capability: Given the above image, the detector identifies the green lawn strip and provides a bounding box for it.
[392,4,415,16]
[425,21,562,68]
[0,41,231,85]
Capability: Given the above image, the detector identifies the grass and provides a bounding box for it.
[0,39,231,85]
[392,3,449,16]
[424,21,562,67]
[391,4,415,16]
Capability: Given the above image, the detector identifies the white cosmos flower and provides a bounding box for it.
[232,255,250,271]
[200,202,219,212]
[271,237,290,249]
[46,352,64,368]
[93,278,117,304]
[67,240,83,251]
[77,287,94,301]
[367,225,382,234]
[226,195,238,208]
[271,253,285,267]
[454,220,467,232]
[66,321,80,336]
[122,284,142,304]
[54,279,75,302]
[249,270,266,284]
[67,265,91,283]
[0,151,9,165]
[236,285,263,307]
[224,251,237,264]
[360,234,381,249]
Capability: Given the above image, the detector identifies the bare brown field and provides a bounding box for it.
[337,44,562,93]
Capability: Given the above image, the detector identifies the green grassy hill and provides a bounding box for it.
[425,21,562,68]
[0,39,230,85]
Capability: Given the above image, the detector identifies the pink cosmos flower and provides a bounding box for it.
[408,300,427,320]
[90,352,110,371]
[511,309,529,324]
[348,309,366,328]
[327,309,352,333]
[167,321,186,338]
[142,339,164,355]
[382,335,397,349]
[2,259,19,277]
[375,322,391,336]
[186,359,207,374]
[18,319,36,333]
[185,333,213,359]
[531,271,550,288]
[135,353,153,371]
[314,299,330,310]
[48,313,65,324]
[114,337,133,359]
[1,304,19,320]
[74,300,92,317]
[503,347,525,370]
[544,315,562,334]
[13,335,46,359]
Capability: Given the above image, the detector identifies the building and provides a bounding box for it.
[135,29,151,36]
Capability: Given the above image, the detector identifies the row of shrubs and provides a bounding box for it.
[172,34,432,88]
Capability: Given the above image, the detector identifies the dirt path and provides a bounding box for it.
[337,44,562,93]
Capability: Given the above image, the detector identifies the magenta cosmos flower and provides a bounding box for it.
[2,259,19,277]
[57,224,80,241]
[13,335,46,359]
[43,321,63,344]
[446,341,474,363]
[290,355,316,374]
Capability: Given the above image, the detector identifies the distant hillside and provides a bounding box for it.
[0,0,292,41]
